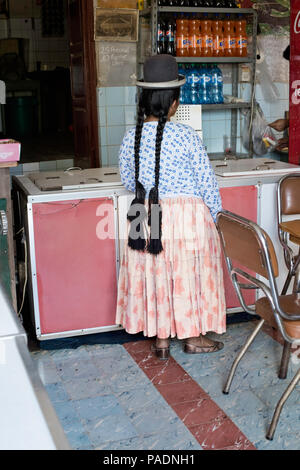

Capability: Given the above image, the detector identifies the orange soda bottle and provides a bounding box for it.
[200,16,213,57]
[223,15,236,57]
[176,19,189,57]
[212,15,224,57]
[189,19,201,57]
[235,15,248,57]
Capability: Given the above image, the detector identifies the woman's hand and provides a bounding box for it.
[275,137,289,152]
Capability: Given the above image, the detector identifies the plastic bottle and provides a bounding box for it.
[235,15,248,57]
[176,19,189,57]
[200,16,213,57]
[195,19,202,56]
[178,64,188,104]
[187,63,201,104]
[211,64,224,103]
[223,15,236,57]
[165,17,176,55]
[189,19,200,57]
[199,64,211,104]
[216,65,224,103]
[212,15,224,57]
[157,19,165,54]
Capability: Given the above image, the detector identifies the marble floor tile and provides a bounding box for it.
[63,376,112,401]
[87,414,139,447]
[30,322,300,451]
[45,383,70,403]
[189,415,255,450]
[96,429,202,451]
[51,401,84,434]
[127,403,183,436]
[115,384,166,413]
[72,395,126,426]
[54,356,101,382]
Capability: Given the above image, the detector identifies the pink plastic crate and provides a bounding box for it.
[0,139,20,162]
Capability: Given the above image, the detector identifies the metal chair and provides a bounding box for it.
[277,173,300,379]
[277,173,300,296]
[216,209,300,440]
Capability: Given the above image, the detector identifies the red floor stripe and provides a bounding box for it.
[124,340,257,451]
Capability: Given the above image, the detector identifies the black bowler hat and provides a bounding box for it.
[136,55,186,89]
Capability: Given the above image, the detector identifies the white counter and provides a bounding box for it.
[0,286,70,450]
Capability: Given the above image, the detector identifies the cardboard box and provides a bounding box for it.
[0,140,20,162]
[97,0,137,9]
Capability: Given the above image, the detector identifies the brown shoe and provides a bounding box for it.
[151,343,170,360]
[183,341,224,354]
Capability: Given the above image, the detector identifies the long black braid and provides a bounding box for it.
[147,111,168,254]
[127,95,147,251]
[127,87,180,254]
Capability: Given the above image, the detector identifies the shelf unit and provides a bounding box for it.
[140,1,258,158]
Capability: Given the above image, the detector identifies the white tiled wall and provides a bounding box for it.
[0,17,69,72]
[97,86,137,167]
[97,80,289,165]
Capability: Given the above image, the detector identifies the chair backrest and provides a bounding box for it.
[279,174,300,216]
[217,210,278,279]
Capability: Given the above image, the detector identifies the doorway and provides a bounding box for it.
[0,0,99,168]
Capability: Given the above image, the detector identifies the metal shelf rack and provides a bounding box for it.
[142,1,258,158]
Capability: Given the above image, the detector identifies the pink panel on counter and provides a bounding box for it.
[220,186,258,309]
[32,198,117,335]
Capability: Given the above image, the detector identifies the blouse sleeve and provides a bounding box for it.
[119,130,135,193]
[189,130,222,222]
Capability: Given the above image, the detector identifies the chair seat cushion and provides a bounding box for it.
[290,234,300,245]
[280,220,300,245]
[256,295,300,339]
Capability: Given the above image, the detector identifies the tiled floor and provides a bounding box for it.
[31,321,300,451]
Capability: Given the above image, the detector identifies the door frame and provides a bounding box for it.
[68,0,100,168]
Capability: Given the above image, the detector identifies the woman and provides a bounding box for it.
[116,55,226,359]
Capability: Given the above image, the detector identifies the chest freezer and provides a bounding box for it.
[12,167,131,341]
[211,157,300,178]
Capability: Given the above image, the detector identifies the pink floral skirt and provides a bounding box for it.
[116,196,226,339]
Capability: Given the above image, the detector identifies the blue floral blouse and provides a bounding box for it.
[119,121,222,222]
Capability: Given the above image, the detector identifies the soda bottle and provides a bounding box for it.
[189,19,200,57]
[187,63,201,104]
[211,64,224,103]
[199,64,211,104]
[212,15,224,57]
[210,64,218,104]
[223,15,236,57]
[195,19,202,56]
[235,15,248,57]
[178,64,188,104]
[176,19,189,57]
[200,16,213,57]
[157,19,165,54]
[216,65,224,103]
[165,17,176,55]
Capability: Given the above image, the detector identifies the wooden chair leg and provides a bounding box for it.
[278,340,291,380]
